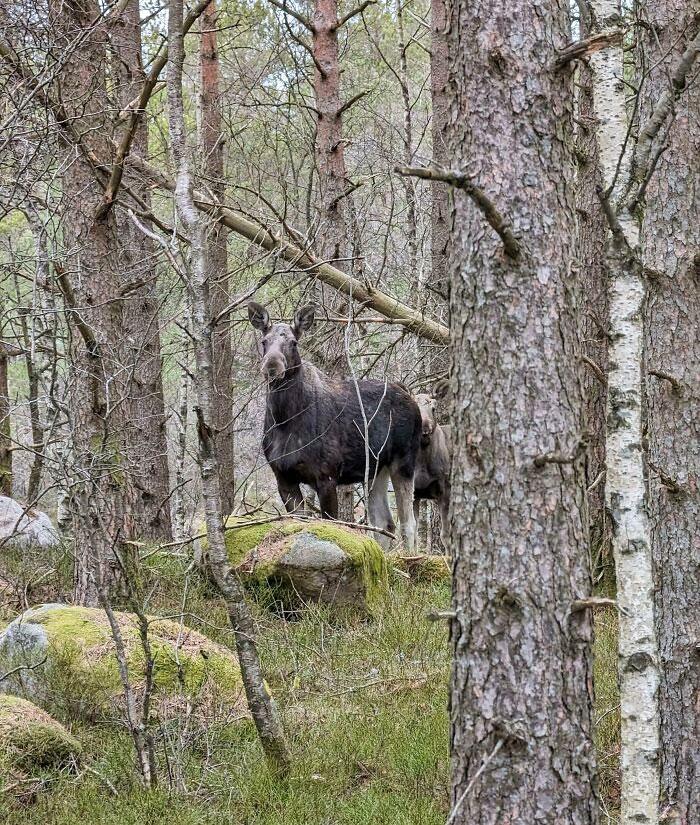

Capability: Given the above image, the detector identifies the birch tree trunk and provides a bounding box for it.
[639,0,700,818]
[588,2,661,820]
[200,0,235,515]
[111,0,173,540]
[166,0,290,772]
[445,1,597,820]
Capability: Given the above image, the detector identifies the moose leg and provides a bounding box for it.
[390,470,417,552]
[276,475,304,514]
[316,479,339,520]
[367,467,395,551]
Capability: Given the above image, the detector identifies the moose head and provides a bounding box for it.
[248,302,315,382]
[414,379,449,446]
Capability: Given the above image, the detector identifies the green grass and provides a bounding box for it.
[0,549,621,822]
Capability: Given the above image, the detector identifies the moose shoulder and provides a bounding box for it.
[248,302,421,550]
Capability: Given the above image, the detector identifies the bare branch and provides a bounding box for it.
[334,0,376,30]
[395,164,520,259]
[266,0,315,31]
[581,354,607,385]
[550,28,623,70]
[337,88,371,117]
[648,367,682,394]
[126,154,451,344]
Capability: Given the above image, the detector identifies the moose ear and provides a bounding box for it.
[292,304,315,337]
[248,302,270,332]
[433,378,449,400]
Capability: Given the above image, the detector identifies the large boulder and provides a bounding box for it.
[0,604,245,721]
[212,518,388,614]
[0,694,81,773]
[0,497,59,550]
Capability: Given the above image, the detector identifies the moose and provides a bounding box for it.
[248,302,422,551]
[412,384,450,543]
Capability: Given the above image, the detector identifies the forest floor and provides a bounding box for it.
[0,549,620,824]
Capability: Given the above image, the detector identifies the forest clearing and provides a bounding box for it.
[0,0,698,822]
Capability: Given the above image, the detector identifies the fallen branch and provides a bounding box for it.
[395,164,520,259]
[125,154,450,345]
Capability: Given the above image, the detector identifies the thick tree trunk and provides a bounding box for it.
[167,0,290,772]
[0,341,10,498]
[200,0,235,515]
[588,1,661,820]
[111,0,172,540]
[639,1,700,819]
[53,0,134,605]
[445,1,597,821]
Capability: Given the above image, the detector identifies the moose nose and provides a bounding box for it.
[262,354,286,381]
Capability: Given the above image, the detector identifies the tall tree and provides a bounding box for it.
[639,1,700,820]
[444,0,597,820]
[52,0,134,604]
[110,0,173,539]
[200,0,235,514]
[0,338,11,498]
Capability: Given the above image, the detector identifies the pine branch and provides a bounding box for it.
[395,164,520,259]
[334,0,376,30]
[551,27,623,70]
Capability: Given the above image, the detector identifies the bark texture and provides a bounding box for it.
[445,2,597,822]
[589,1,661,820]
[52,0,133,605]
[575,11,610,578]
[200,0,235,515]
[639,1,700,820]
[111,0,172,540]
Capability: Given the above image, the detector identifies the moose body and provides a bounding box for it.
[413,391,451,543]
[249,302,421,550]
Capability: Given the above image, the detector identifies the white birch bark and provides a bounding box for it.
[588,2,660,822]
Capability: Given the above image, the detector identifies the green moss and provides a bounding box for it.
[16,606,242,720]
[0,695,81,771]
[388,555,451,583]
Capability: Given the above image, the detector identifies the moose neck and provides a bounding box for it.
[265,362,311,427]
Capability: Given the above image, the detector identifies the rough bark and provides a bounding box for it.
[167,0,290,772]
[52,0,134,605]
[575,6,610,578]
[0,340,11,498]
[588,1,661,820]
[639,1,700,820]
[111,0,172,540]
[445,1,597,821]
[200,0,235,515]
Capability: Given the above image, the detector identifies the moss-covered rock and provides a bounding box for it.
[0,695,81,772]
[387,554,451,583]
[0,604,245,722]
[216,518,388,614]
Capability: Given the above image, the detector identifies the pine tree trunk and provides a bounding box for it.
[111,0,173,540]
[445,1,597,820]
[639,1,700,819]
[53,0,135,605]
[200,0,235,515]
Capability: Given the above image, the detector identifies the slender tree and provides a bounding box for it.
[200,0,235,514]
[639,1,700,819]
[167,0,290,772]
[0,337,11,498]
[444,0,597,820]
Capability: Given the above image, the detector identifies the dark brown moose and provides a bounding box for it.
[413,384,450,543]
[248,302,421,550]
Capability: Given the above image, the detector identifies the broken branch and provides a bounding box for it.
[550,28,623,70]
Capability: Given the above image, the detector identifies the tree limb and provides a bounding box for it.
[266,0,315,31]
[395,164,520,259]
[337,88,371,117]
[125,154,450,344]
[94,0,212,221]
[334,0,376,30]
[550,28,623,70]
